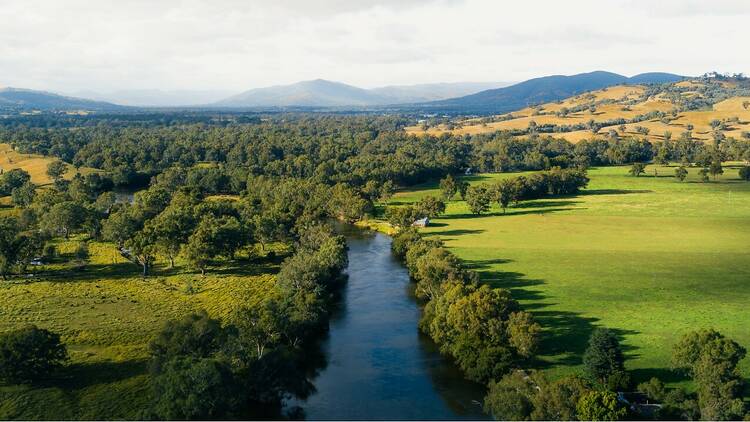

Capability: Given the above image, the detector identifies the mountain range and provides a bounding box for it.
[422,71,685,114]
[0,87,121,111]
[213,79,511,108]
[1,71,685,114]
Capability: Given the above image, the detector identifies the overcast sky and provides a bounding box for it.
[1,0,749,93]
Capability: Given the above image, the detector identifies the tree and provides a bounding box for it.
[439,175,458,200]
[46,160,68,183]
[583,328,628,389]
[457,180,470,200]
[483,371,536,420]
[11,181,35,207]
[0,169,31,196]
[149,311,227,371]
[0,216,43,279]
[465,185,491,215]
[698,167,710,183]
[183,215,221,275]
[576,390,628,421]
[416,195,445,218]
[675,166,688,182]
[151,357,240,420]
[385,205,421,229]
[0,325,68,384]
[145,206,196,268]
[493,179,516,214]
[39,201,87,239]
[484,371,591,421]
[671,329,747,420]
[709,158,723,180]
[739,166,750,181]
[628,162,646,177]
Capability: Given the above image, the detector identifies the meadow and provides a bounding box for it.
[392,164,750,386]
[0,238,281,419]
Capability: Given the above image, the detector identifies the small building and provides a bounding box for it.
[412,217,430,227]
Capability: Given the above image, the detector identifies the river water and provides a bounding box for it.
[296,227,488,420]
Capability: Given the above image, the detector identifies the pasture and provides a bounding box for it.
[0,143,94,186]
[393,164,750,385]
[0,238,281,419]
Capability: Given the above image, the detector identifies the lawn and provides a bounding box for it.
[393,164,750,386]
[0,238,282,419]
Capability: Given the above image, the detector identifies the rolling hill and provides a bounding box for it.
[0,87,121,111]
[420,71,685,114]
[406,77,750,144]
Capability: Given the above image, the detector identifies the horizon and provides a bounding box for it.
[1,0,749,94]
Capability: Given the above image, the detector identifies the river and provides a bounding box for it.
[295,226,489,420]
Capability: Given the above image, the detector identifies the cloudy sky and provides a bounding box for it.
[1,0,749,93]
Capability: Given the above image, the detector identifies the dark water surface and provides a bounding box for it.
[296,227,488,420]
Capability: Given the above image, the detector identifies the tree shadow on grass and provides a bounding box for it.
[41,359,148,390]
[464,258,648,373]
[629,367,689,385]
[428,228,486,237]
[580,189,653,196]
[512,200,582,209]
[439,207,576,220]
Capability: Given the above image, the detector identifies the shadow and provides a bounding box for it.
[37,359,148,390]
[512,200,581,209]
[462,257,649,375]
[581,189,653,196]
[429,228,486,237]
[629,367,689,386]
[439,207,576,220]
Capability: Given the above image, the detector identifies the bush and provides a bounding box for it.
[0,325,68,384]
[739,166,750,181]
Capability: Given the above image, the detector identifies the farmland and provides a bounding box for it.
[0,239,281,419]
[391,164,750,385]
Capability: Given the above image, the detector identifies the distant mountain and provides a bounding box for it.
[370,81,512,103]
[422,71,685,114]
[626,72,685,84]
[214,79,513,108]
[216,79,392,107]
[0,87,120,111]
[73,89,235,107]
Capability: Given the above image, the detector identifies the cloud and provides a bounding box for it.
[0,0,748,93]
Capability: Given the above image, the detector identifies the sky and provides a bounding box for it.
[1,0,749,93]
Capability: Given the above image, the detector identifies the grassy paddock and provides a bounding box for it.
[394,164,750,386]
[0,238,282,419]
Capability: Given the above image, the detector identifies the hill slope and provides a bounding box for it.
[407,76,750,144]
[423,71,684,114]
[0,88,121,111]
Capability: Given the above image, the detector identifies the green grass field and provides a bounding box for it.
[0,239,282,419]
[393,164,750,386]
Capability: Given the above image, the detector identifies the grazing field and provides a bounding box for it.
[0,239,281,419]
[0,143,94,185]
[392,164,750,385]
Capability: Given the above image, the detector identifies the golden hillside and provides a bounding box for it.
[406,79,750,144]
